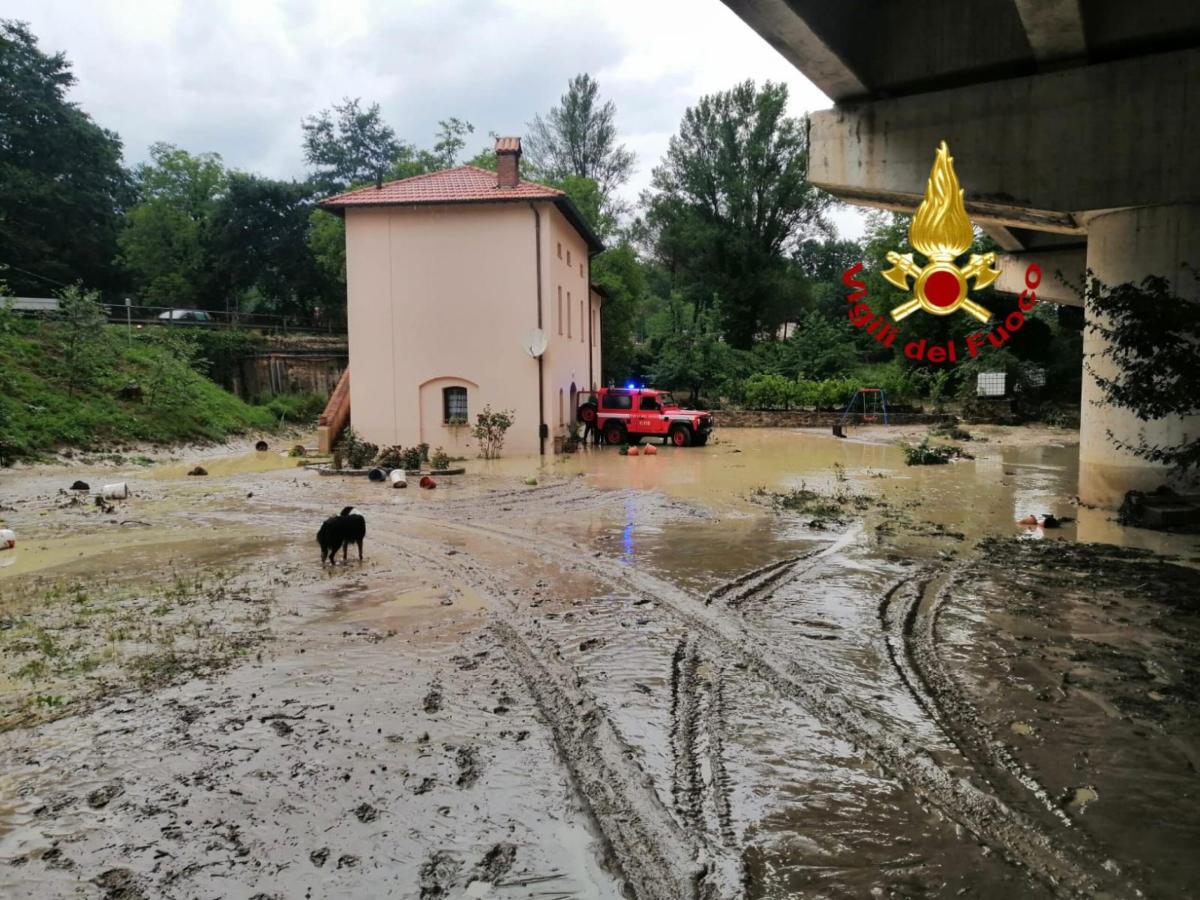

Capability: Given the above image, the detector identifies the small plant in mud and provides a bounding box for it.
[375,445,405,469]
[0,564,281,732]
[336,427,377,469]
[930,421,972,441]
[903,439,973,465]
[430,447,451,470]
[750,483,851,528]
[288,443,307,458]
[564,420,582,452]
[471,406,514,460]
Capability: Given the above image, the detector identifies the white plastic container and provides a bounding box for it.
[389,469,408,488]
[0,528,15,550]
[101,483,129,499]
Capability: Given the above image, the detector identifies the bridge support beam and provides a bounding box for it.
[1079,205,1200,507]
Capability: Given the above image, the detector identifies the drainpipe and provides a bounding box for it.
[586,255,594,390]
[530,203,545,455]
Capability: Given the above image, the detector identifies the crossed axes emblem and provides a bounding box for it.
[883,250,999,323]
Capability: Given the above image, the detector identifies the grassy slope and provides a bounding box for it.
[0,320,324,460]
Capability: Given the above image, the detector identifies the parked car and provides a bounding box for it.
[577,387,713,447]
[157,309,213,323]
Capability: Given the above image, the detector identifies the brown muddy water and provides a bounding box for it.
[0,427,1197,899]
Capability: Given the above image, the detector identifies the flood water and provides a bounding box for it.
[1,426,1197,899]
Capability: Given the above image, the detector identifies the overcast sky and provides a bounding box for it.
[9,0,865,238]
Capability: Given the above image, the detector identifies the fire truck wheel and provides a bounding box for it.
[604,422,627,446]
[694,433,709,446]
[577,403,597,424]
[669,424,693,447]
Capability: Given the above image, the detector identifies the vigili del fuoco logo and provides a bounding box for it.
[841,141,1042,365]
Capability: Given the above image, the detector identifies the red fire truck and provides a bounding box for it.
[577,387,713,447]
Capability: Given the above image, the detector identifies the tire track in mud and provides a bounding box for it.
[363,526,740,900]
[703,552,819,608]
[879,573,1073,830]
[490,620,712,900]
[409,513,1142,899]
[669,636,740,891]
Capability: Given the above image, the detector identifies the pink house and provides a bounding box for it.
[320,137,604,456]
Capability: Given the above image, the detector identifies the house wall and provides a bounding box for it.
[344,200,598,456]
[589,287,603,387]
[542,204,595,441]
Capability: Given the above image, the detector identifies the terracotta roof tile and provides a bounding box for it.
[319,165,561,208]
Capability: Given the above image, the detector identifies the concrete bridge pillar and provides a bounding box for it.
[1079,205,1200,507]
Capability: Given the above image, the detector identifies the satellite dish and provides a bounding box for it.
[523,328,548,358]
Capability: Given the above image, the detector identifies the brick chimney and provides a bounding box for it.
[495,136,521,189]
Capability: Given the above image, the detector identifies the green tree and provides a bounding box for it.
[782,310,857,380]
[525,74,635,195]
[118,143,227,309]
[1084,271,1200,472]
[208,174,333,319]
[0,20,131,295]
[430,117,474,168]
[649,302,735,402]
[55,284,108,396]
[591,242,647,383]
[550,174,617,241]
[302,98,406,192]
[644,80,831,349]
[307,209,346,286]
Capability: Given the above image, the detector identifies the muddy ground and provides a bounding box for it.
[1,427,1198,899]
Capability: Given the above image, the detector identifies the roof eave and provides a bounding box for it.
[320,193,605,255]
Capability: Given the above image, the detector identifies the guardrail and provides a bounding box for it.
[6,297,344,336]
[103,304,345,336]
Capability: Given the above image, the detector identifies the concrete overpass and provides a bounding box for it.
[724,0,1200,506]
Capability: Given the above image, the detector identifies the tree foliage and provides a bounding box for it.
[54,284,109,396]
[648,302,734,402]
[644,80,831,348]
[118,143,227,308]
[302,97,406,193]
[525,74,635,195]
[208,174,333,318]
[1085,271,1200,471]
[0,20,131,295]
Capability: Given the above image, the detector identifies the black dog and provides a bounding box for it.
[318,506,366,565]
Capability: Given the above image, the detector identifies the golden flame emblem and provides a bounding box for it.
[883,141,999,322]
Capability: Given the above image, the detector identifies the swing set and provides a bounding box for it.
[833,388,889,437]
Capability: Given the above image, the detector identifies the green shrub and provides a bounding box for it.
[472,406,514,459]
[903,439,973,465]
[430,447,450,470]
[257,392,325,425]
[744,373,794,409]
[375,445,404,469]
[336,427,377,469]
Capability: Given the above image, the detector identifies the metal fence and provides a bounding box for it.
[5,297,344,336]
